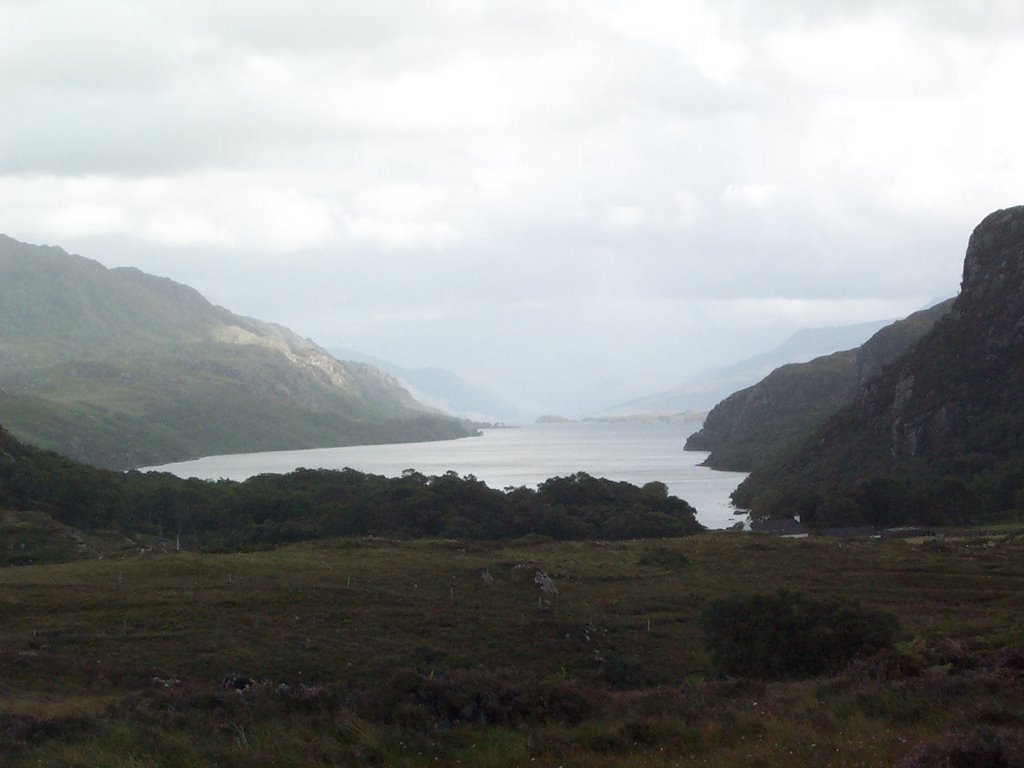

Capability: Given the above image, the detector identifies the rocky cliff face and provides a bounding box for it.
[854,206,1024,464]
[685,300,952,472]
[734,205,1024,526]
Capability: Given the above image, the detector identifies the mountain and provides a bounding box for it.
[329,347,531,424]
[685,299,953,471]
[599,319,893,417]
[0,235,471,469]
[734,205,1024,527]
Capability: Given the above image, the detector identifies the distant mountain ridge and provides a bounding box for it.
[329,346,531,424]
[0,235,470,469]
[686,299,953,471]
[734,205,1024,527]
[599,319,893,417]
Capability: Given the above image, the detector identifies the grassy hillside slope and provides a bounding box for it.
[0,235,470,468]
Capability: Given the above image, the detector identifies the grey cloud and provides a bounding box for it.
[159,0,588,58]
[0,1,175,91]
[738,0,1024,34]
[0,0,1017,414]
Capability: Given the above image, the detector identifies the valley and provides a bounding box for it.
[3,4,1023,765]
[2,206,1024,767]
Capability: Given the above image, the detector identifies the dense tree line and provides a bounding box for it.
[0,427,702,548]
[735,449,1024,529]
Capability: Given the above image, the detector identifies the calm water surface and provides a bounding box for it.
[145,422,748,529]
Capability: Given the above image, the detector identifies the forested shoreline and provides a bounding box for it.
[0,426,702,551]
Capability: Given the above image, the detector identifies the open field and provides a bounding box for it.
[1,530,1023,766]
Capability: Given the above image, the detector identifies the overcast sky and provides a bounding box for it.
[2,0,1022,415]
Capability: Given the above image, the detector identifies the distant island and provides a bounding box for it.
[584,412,707,424]
[537,412,706,425]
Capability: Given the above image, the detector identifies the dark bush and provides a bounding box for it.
[700,590,898,678]
[0,714,94,750]
[601,652,663,690]
[898,730,1024,768]
[638,548,691,570]
[361,668,595,729]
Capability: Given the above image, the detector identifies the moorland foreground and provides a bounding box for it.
[1,529,1022,767]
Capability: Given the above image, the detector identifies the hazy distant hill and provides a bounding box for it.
[685,300,953,471]
[330,347,531,424]
[599,319,893,417]
[735,206,1024,527]
[0,235,470,469]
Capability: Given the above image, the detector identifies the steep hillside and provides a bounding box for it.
[600,319,892,417]
[686,300,952,471]
[0,236,470,468]
[735,205,1024,526]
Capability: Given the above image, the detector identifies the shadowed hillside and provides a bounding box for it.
[686,300,952,471]
[735,206,1024,527]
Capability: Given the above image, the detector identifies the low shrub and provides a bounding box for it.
[899,729,1024,768]
[700,590,898,678]
[600,652,664,690]
[360,668,596,729]
[0,714,93,750]
[637,548,691,570]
